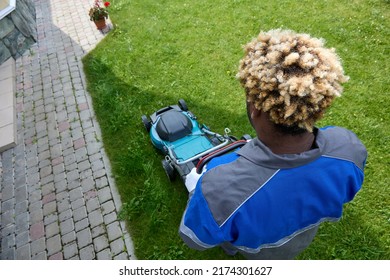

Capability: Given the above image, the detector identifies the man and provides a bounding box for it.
[179,29,367,259]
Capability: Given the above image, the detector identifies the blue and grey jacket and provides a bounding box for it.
[179,126,367,259]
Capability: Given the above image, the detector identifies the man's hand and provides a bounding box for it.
[185,167,206,192]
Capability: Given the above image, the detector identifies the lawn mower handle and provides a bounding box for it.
[195,140,248,174]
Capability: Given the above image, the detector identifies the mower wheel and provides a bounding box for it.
[241,134,252,141]
[141,115,152,132]
[178,99,188,111]
[162,159,175,181]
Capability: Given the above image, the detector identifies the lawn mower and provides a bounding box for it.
[141,99,251,182]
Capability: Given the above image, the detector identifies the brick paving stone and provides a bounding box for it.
[74,138,85,150]
[52,156,64,166]
[52,163,65,175]
[64,152,76,166]
[29,208,44,225]
[78,159,90,172]
[93,235,109,253]
[2,210,15,227]
[63,242,78,260]
[81,179,94,194]
[16,231,30,248]
[16,243,31,260]
[98,187,112,204]
[67,179,81,191]
[29,189,42,204]
[2,248,16,260]
[91,225,106,239]
[46,221,60,238]
[40,165,53,179]
[54,172,66,184]
[44,213,58,226]
[89,151,102,162]
[91,159,104,172]
[59,209,73,222]
[85,189,97,200]
[43,201,56,216]
[88,209,104,228]
[57,198,70,214]
[79,244,95,260]
[114,252,129,260]
[71,128,83,143]
[62,230,77,245]
[104,212,117,225]
[71,197,85,210]
[96,176,108,189]
[67,169,79,182]
[96,248,111,260]
[60,218,75,235]
[2,199,15,212]
[87,141,102,156]
[15,212,29,232]
[107,221,122,242]
[80,168,93,181]
[42,192,56,204]
[31,237,46,257]
[2,234,16,250]
[38,150,50,162]
[15,201,28,216]
[93,169,106,180]
[30,221,45,241]
[2,186,14,201]
[86,197,100,213]
[76,227,92,249]
[42,182,55,196]
[58,121,70,132]
[73,206,88,222]
[47,234,62,256]
[32,252,47,260]
[75,147,88,162]
[55,179,68,193]
[41,174,54,186]
[49,252,63,260]
[15,186,28,203]
[74,217,90,232]
[101,200,115,215]
[110,238,125,257]
[78,102,89,111]
[69,187,83,203]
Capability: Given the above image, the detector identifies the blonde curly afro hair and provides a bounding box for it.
[237,29,349,132]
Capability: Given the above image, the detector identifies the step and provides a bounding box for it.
[0,57,16,152]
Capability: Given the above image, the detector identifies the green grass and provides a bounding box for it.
[82,0,390,259]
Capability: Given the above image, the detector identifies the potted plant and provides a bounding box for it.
[89,1,110,30]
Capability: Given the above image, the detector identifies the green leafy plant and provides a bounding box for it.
[89,0,110,21]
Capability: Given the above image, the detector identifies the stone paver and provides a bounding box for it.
[0,0,135,260]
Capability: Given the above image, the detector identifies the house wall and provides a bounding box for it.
[0,0,36,65]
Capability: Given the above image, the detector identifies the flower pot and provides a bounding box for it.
[94,18,106,30]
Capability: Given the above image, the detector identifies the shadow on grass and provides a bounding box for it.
[83,54,386,260]
[83,53,250,259]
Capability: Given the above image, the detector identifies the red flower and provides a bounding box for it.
[104,1,110,7]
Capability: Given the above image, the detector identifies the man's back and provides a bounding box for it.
[179,126,367,259]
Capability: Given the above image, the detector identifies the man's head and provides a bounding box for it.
[237,29,349,133]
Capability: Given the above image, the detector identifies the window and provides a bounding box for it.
[0,0,16,21]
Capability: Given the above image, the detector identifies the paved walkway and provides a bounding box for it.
[0,0,136,260]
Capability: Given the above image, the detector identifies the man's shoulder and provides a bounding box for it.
[318,126,367,169]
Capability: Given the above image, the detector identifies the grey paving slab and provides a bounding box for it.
[0,0,135,260]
